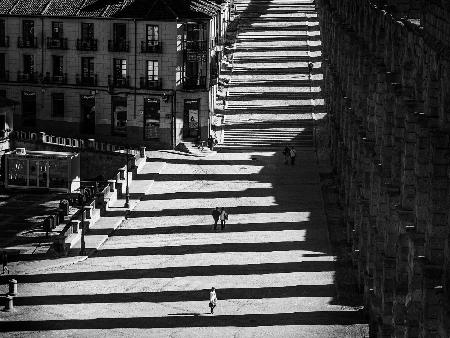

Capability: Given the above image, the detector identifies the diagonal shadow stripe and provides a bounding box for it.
[1,261,335,284]
[0,311,367,331]
[109,221,309,236]
[93,241,328,257]
[14,285,336,306]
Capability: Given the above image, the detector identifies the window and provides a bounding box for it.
[0,20,5,45]
[81,57,94,78]
[113,59,126,79]
[52,93,64,117]
[147,60,158,80]
[81,23,94,40]
[0,53,5,74]
[22,20,34,41]
[51,22,63,39]
[146,25,159,45]
[52,56,63,76]
[113,23,126,42]
[23,55,34,74]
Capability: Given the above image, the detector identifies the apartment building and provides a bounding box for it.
[0,0,232,148]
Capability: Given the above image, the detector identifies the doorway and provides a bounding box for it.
[80,95,95,134]
[183,99,199,138]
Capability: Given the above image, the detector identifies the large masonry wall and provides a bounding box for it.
[317,0,450,336]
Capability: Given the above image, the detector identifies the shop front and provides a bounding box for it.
[5,149,80,192]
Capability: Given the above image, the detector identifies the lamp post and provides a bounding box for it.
[124,144,130,208]
[79,187,86,255]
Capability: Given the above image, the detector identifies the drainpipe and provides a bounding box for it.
[41,17,44,76]
[133,19,137,142]
[172,90,176,149]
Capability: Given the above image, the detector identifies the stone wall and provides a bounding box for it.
[317,0,450,336]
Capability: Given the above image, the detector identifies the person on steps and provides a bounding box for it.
[220,207,228,230]
[209,287,218,314]
[212,207,221,230]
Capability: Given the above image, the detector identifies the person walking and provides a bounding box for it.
[212,207,221,230]
[290,146,296,165]
[220,207,228,230]
[282,145,290,164]
[209,287,218,314]
[2,251,9,274]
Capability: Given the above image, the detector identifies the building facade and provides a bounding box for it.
[0,0,232,148]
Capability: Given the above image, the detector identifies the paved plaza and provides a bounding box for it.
[0,0,368,336]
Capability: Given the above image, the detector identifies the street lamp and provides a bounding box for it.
[124,144,130,208]
[79,187,86,255]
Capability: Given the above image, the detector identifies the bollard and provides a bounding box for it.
[108,179,116,192]
[3,295,14,312]
[140,146,146,158]
[8,279,17,296]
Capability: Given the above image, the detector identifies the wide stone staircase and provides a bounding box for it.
[217,0,322,151]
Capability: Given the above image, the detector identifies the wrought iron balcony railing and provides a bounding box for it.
[141,41,162,53]
[183,76,206,90]
[140,77,162,90]
[185,40,207,51]
[47,37,68,49]
[76,74,98,86]
[108,40,129,52]
[17,71,39,83]
[18,37,38,48]
[76,38,98,51]
[108,75,130,88]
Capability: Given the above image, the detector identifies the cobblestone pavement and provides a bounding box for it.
[0,0,368,336]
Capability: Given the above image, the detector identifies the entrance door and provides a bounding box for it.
[80,95,95,134]
[183,99,199,138]
[29,160,38,187]
[144,98,160,140]
[22,91,36,127]
[38,161,48,188]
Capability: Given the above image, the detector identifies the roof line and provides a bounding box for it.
[157,0,178,19]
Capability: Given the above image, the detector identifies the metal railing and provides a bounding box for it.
[140,77,162,90]
[141,40,162,53]
[47,37,68,49]
[76,74,98,86]
[108,40,130,52]
[76,38,98,51]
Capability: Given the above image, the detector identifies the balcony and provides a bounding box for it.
[183,76,206,90]
[17,71,39,83]
[18,37,38,48]
[43,72,67,84]
[185,40,207,51]
[0,36,9,47]
[76,39,98,51]
[0,70,9,81]
[76,74,98,86]
[108,75,130,89]
[47,37,68,49]
[108,40,129,52]
[141,41,162,53]
[140,77,162,90]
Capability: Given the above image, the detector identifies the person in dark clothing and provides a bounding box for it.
[290,147,296,165]
[212,207,221,230]
[220,207,228,230]
[282,145,290,164]
[2,251,9,274]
